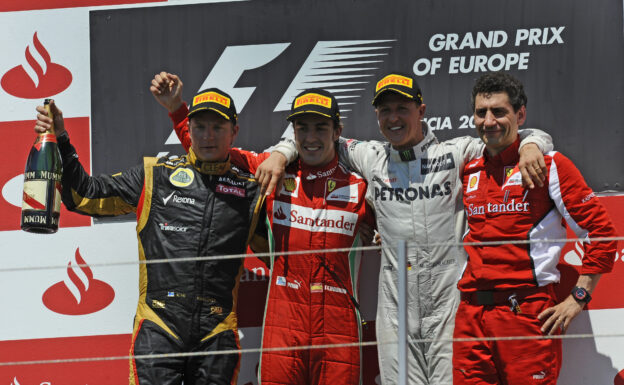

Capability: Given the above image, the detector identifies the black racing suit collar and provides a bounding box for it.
[188,147,231,175]
[389,121,439,162]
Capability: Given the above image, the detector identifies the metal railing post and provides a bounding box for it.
[397,239,408,385]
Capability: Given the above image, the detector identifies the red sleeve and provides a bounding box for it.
[362,202,376,228]
[169,102,191,152]
[549,152,617,275]
[228,148,271,174]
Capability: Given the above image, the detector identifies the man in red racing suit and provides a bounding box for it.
[453,72,617,385]
[152,73,373,385]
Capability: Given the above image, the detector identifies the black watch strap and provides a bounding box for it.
[571,286,592,304]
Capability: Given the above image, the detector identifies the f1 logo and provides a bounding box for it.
[197,43,291,112]
[164,40,395,149]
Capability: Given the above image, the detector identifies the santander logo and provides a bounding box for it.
[1,32,72,99]
[274,205,287,220]
[10,377,50,385]
[42,248,114,315]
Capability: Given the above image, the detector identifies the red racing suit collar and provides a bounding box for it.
[298,153,340,181]
[484,138,521,166]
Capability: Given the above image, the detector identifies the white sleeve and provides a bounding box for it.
[518,128,553,153]
[271,138,298,164]
[444,135,485,171]
[336,137,376,181]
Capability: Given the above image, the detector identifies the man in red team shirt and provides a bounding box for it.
[151,72,373,385]
[453,72,618,385]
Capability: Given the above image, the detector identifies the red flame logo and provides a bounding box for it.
[1,32,72,99]
[42,248,114,315]
[274,205,287,220]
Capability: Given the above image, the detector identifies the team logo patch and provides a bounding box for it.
[294,93,332,108]
[192,91,231,108]
[505,166,515,178]
[466,172,480,193]
[375,74,413,91]
[276,276,287,286]
[169,168,194,187]
[502,166,522,189]
[327,179,336,192]
[310,283,323,293]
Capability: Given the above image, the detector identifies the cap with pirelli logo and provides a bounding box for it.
[372,72,423,106]
[286,88,340,123]
[188,88,237,123]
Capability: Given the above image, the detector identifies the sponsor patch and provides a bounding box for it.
[421,153,455,174]
[466,172,480,193]
[374,182,452,201]
[280,175,300,197]
[152,300,165,309]
[272,201,358,236]
[326,184,359,203]
[276,276,286,286]
[169,168,194,187]
[216,184,246,197]
[581,192,596,203]
[324,285,347,294]
[375,74,413,92]
[192,91,231,108]
[294,93,332,108]
[163,191,196,206]
[158,222,189,232]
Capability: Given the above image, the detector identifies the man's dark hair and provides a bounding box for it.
[471,72,527,112]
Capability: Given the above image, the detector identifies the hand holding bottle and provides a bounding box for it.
[35,99,65,137]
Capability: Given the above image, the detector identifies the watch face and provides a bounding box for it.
[573,287,587,300]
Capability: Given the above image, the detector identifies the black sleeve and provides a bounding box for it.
[248,196,269,253]
[57,132,144,217]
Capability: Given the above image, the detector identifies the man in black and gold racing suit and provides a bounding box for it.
[34,89,267,385]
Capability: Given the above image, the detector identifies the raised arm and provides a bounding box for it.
[35,101,143,217]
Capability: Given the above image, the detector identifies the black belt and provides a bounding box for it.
[460,285,554,306]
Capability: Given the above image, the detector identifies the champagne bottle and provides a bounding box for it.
[21,99,63,233]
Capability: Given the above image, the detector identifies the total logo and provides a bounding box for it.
[1,32,72,99]
[42,248,115,315]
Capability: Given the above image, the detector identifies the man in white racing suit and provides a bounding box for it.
[264,72,553,384]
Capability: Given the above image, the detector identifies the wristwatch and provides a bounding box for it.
[571,286,592,304]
